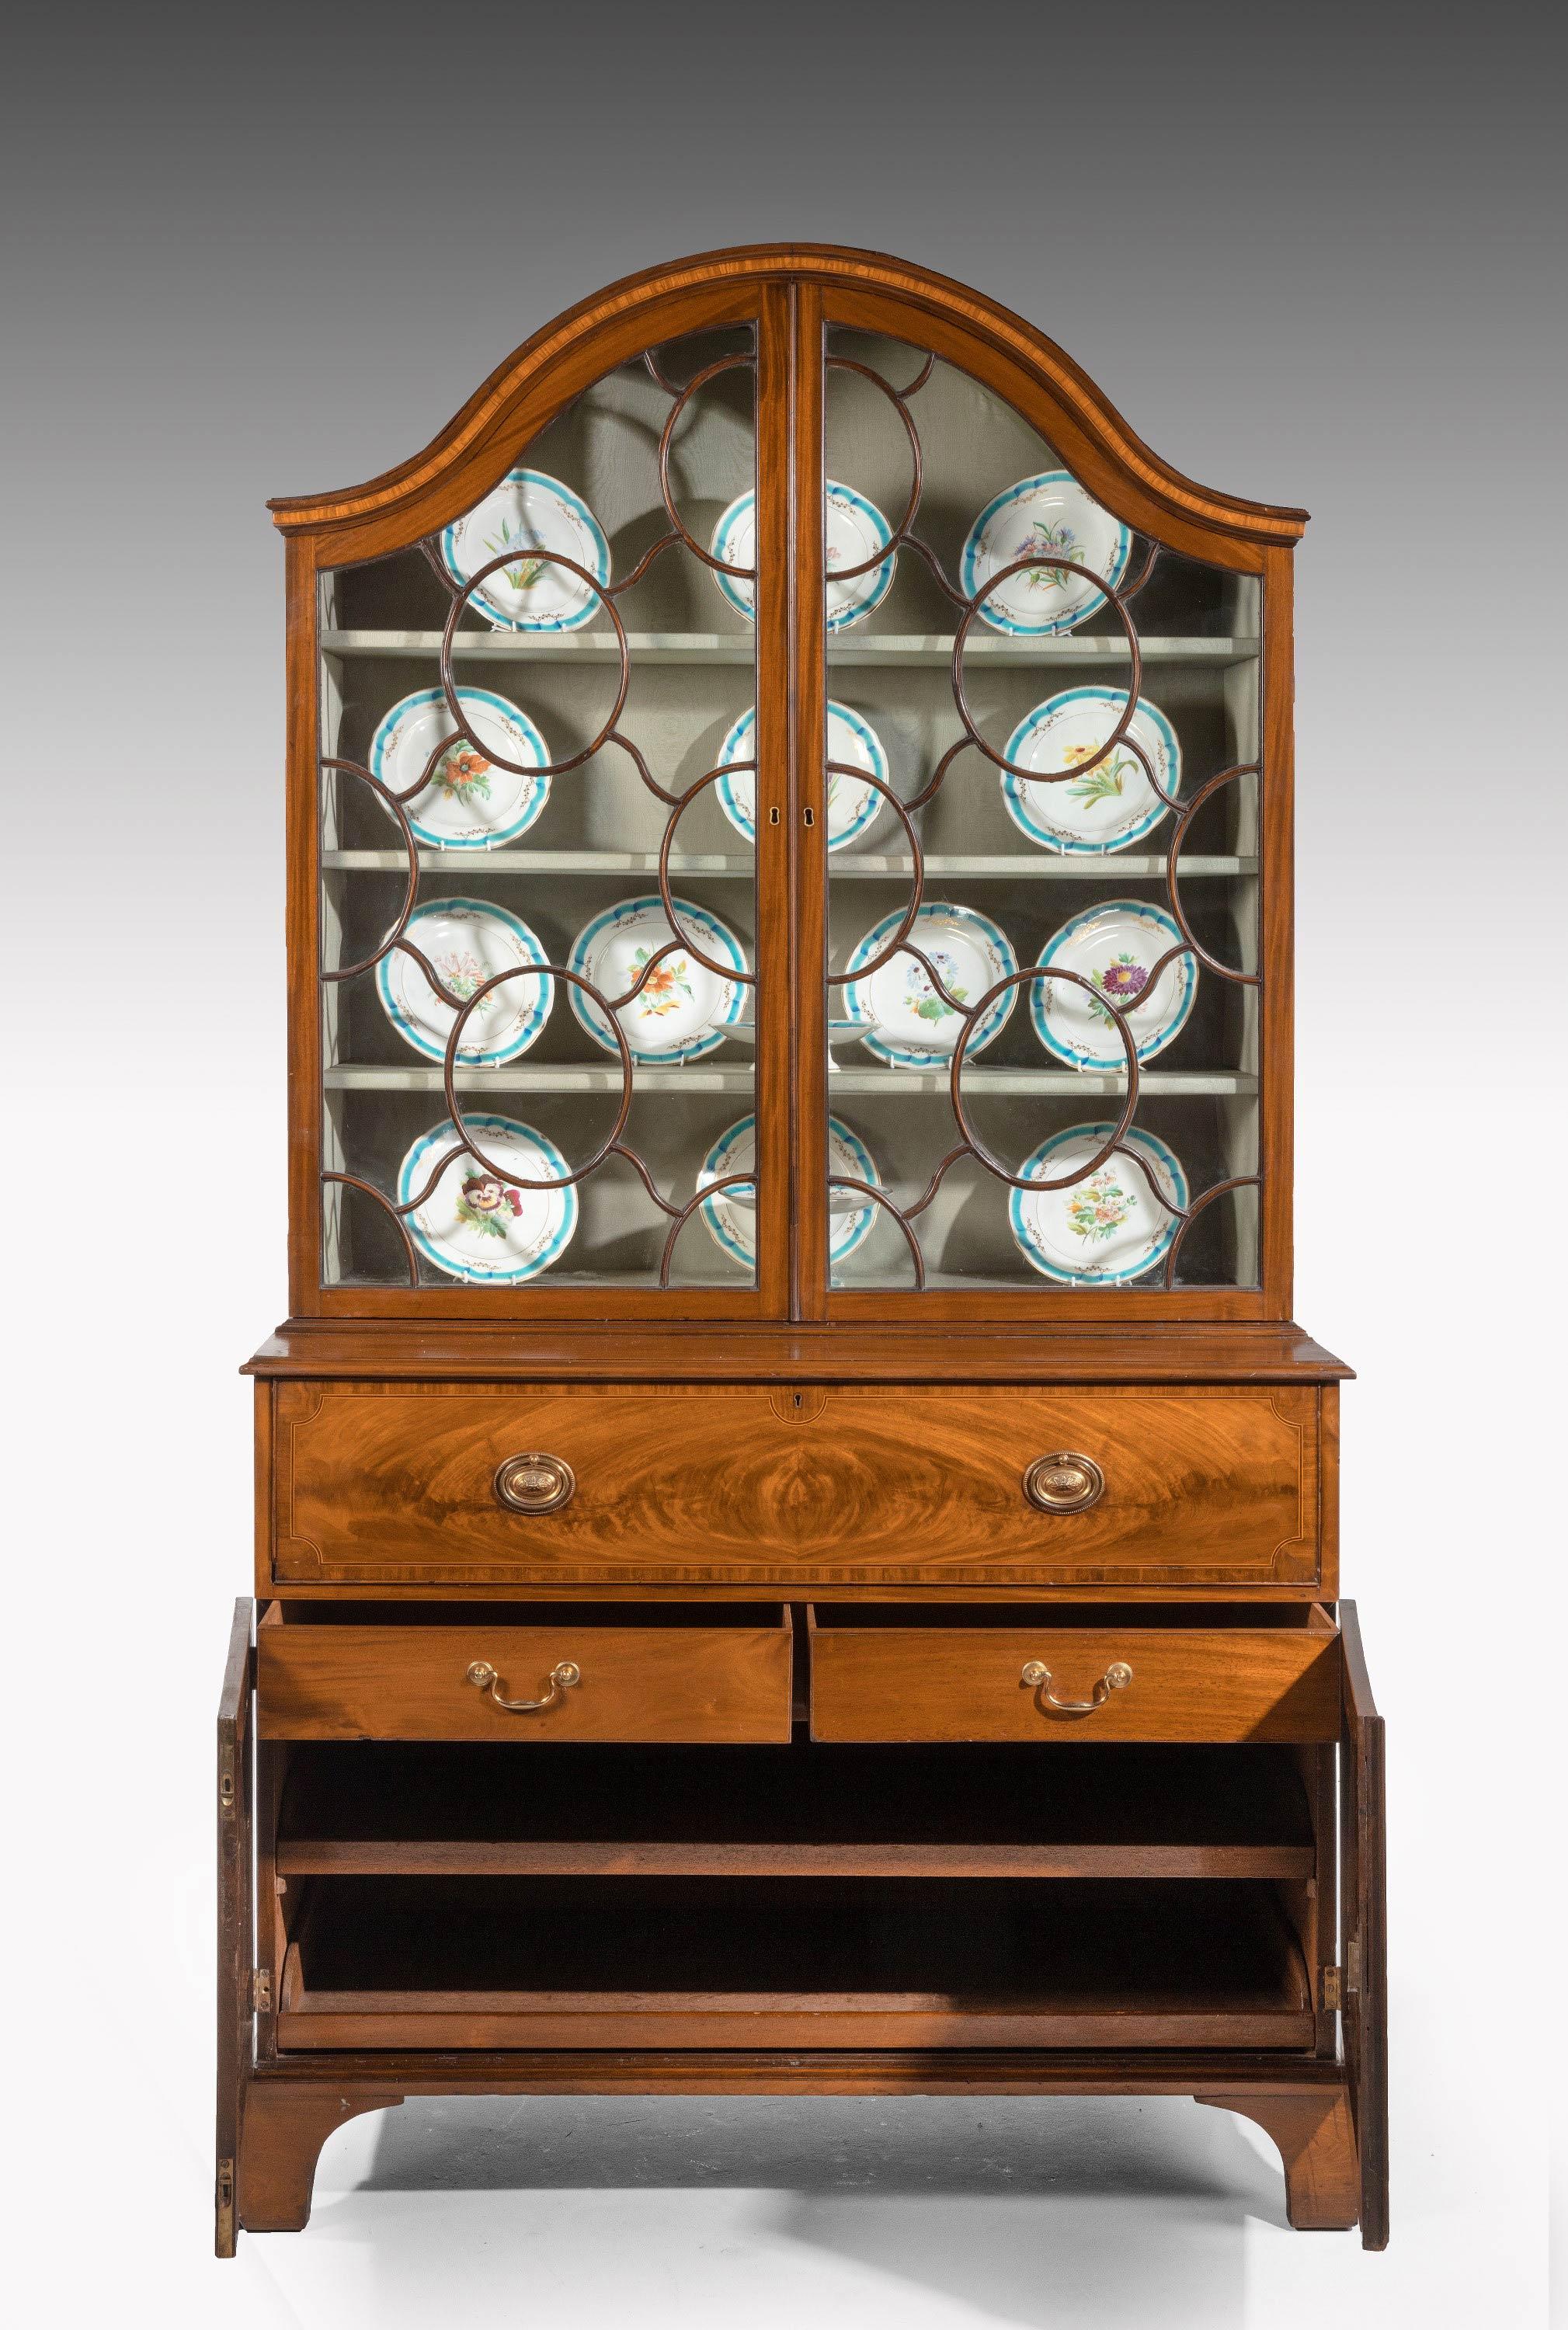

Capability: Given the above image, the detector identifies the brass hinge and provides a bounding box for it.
[216,2158,235,2248]
[252,1967,273,2014]
[1320,1964,1344,2012]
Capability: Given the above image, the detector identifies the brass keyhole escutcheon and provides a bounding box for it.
[1023,1451,1105,1514]
[494,1452,576,1514]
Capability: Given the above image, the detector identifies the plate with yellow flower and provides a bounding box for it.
[398,1114,577,1284]
[1010,1122,1186,1285]
[1001,687,1177,854]
[370,686,551,850]
[568,895,748,1064]
[1032,899,1195,1070]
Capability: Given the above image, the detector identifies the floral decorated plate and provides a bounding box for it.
[716,701,888,850]
[1010,1122,1187,1285]
[710,482,895,630]
[568,895,748,1063]
[1031,900,1195,1071]
[440,470,610,632]
[1002,688,1177,855]
[961,471,1132,636]
[398,1113,578,1284]
[370,687,551,850]
[377,899,552,1066]
[698,1114,880,1272]
[842,902,1017,1069]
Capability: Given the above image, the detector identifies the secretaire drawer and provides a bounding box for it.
[807,1605,1341,1744]
[269,1381,1325,1591]
[257,1604,794,1742]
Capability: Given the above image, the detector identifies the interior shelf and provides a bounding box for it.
[276,1870,1314,2051]
[322,628,1260,667]
[277,1742,1316,1882]
[324,1065,1258,1096]
[323,850,1257,880]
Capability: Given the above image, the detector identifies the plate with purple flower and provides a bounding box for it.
[1009,1122,1187,1285]
[370,687,551,851]
[710,482,895,631]
[961,471,1132,637]
[1031,900,1194,1070]
[1002,687,1178,854]
[841,902,1017,1069]
[398,1114,578,1284]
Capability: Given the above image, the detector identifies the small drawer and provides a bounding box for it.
[807,1605,1340,1744]
[258,1604,793,1743]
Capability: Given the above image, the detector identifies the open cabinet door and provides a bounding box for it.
[216,1598,255,2257]
[1340,1601,1388,2248]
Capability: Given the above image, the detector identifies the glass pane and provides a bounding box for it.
[317,326,763,1292]
[820,329,1261,1293]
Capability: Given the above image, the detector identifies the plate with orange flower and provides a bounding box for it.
[370,687,551,850]
[1009,1122,1186,1285]
[568,895,748,1064]
[398,1114,578,1284]
[1001,688,1177,855]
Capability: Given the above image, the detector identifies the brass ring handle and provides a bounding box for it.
[465,1658,582,1713]
[1020,1657,1132,1716]
[494,1452,575,1514]
[1023,1452,1104,1514]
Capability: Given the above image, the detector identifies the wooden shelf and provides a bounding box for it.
[322,849,1257,881]
[321,629,1259,667]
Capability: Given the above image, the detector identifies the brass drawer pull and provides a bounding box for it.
[494,1452,575,1514]
[466,1658,582,1713]
[1023,1452,1104,1513]
[1020,1657,1132,1716]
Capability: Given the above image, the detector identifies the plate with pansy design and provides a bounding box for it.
[370,687,551,850]
[961,471,1132,636]
[1009,1122,1187,1285]
[1002,688,1177,855]
[841,902,1017,1069]
[1031,899,1194,1071]
[398,1114,578,1284]
[568,895,748,1064]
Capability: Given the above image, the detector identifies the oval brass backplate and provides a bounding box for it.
[494,1452,576,1514]
[1023,1451,1105,1514]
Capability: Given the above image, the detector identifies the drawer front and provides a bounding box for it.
[808,1620,1341,1744]
[272,1380,1321,1591]
[258,1617,793,1742]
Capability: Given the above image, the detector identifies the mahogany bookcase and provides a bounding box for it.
[217,244,1386,2253]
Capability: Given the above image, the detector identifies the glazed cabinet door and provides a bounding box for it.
[297,290,792,1319]
[794,287,1287,1322]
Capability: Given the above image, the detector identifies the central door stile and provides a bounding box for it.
[753,283,795,1320]
[790,281,829,1320]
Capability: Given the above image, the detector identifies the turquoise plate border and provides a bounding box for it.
[440,469,610,634]
[710,482,896,631]
[370,686,551,851]
[397,1112,578,1285]
[717,702,888,849]
[567,893,749,1063]
[1001,687,1178,856]
[698,1113,879,1272]
[843,902,1018,1070]
[1031,899,1196,1070]
[960,471,1132,638]
[376,897,553,1066]
[1009,1122,1188,1286]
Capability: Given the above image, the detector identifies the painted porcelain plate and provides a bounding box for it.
[842,902,1017,1069]
[377,899,552,1066]
[716,701,888,850]
[961,471,1132,636]
[1031,899,1195,1070]
[698,1114,879,1273]
[1002,688,1177,855]
[440,469,610,632]
[398,1114,578,1284]
[710,481,895,630]
[568,895,748,1063]
[370,687,551,850]
[1010,1122,1187,1285]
